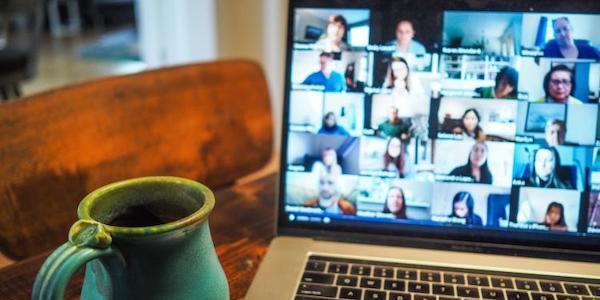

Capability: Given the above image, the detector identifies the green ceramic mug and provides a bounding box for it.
[32,176,229,300]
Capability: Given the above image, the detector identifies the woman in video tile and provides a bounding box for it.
[540,65,582,104]
[315,15,348,53]
[318,112,350,136]
[383,137,409,178]
[382,56,425,98]
[526,147,573,189]
[311,147,342,178]
[543,17,600,60]
[475,67,519,100]
[382,187,407,219]
[449,142,493,184]
[453,108,486,141]
[540,202,569,231]
[449,191,483,226]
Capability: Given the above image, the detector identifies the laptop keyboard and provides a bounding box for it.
[295,255,600,300]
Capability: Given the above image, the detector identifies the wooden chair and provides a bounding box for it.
[0,60,273,260]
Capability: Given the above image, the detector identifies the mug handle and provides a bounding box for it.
[32,220,125,300]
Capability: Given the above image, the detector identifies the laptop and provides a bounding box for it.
[246,0,600,299]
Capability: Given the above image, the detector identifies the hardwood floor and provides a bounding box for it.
[22,31,146,96]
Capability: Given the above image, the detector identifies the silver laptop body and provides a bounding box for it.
[247,1,600,299]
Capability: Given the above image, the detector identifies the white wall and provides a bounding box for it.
[216,0,288,153]
[136,0,217,67]
[137,0,287,154]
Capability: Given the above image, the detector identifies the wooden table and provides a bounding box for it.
[0,173,277,300]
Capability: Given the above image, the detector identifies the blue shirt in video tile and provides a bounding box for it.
[302,71,346,92]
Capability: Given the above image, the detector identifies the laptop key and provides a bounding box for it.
[397,269,417,280]
[327,263,348,274]
[364,290,386,300]
[350,265,372,276]
[439,298,460,300]
[516,279,539,291]
[582,298,600,300]
[482,288,505,300]
[590,286,600,297]
[414,295,436,300]
[305,260,326,272]
[297,283,338,298]
[468,275,490,287]
[565,283,590,295]
[301,272,335,284]
[507,291,531,300]
[444,273,466,285]
[408,282,431,294]
[390,292,412,300]
[492,277,514,289]
[421,271,442,282]
[295,296,335,300]
[433,284,455,296]
[531,293,556,300]
[457,286,480,298]
[336,275,358,287]
[360,277,382,289]
[339,287,362,300]
[540,281,564,293]
[557,295,581,300]
[374,266,394,278]
[384,279,406,291]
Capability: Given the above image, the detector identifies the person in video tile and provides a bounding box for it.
[526,147,573,189]
[450,191,483,226]
[540,202,569,231]
[475,67,519,99]
[383,137,410,178]
[538,65,582,104]
[318,112,350,136]
[388,20,426,56]
[543,17,600,60]
[312,147,342,178]
[302,52,346,92]
[449,142,493,184]
[382,56,423,95]
[544,119,567,146]
[304,173,356,215]
[382,187,407,219]
[315,15,348,53]
[453,108,486,141]
[377,106,411,140]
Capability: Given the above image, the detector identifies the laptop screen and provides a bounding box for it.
[280,0,600,251]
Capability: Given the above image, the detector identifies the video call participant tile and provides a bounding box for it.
[511,187,582,233]
[430,182,511,227]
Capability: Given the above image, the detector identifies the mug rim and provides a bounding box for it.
[77,176,215,237]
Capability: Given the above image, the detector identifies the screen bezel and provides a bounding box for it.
[277,0,600,261]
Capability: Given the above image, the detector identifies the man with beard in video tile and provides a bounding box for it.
[304,173,355,215]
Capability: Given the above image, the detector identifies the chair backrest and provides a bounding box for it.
[0,60,273,260]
